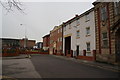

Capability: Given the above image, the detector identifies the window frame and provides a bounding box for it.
[86,42,90,51]
[86,27,90,36]
[85,14,90,22]
[102,32,108,48]
[100,6,108,21]
[76,30,80,38]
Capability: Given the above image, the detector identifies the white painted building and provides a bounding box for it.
[63,8,96,57]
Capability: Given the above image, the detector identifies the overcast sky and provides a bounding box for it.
[1,0,96,42]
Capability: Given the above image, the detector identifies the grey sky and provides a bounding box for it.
[2,1,96,42]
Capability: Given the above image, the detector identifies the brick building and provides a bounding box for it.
[20,38,36,49]
[49,25,63,55]
[43,34,50,51]
[93,1,120,64]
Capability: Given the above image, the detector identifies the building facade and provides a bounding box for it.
[2,38,20,49]
[63,8,96,60]
[93,1,120,64]
[43,34,50,51]
[20,38,36,49]
[49,25,63,55]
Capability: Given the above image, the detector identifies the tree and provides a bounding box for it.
[0,0,23,12]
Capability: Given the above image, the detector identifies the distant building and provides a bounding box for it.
[36,42,43,49]
[93,1,120,63]
[1,38,20,49]
[49,25,63,55]
[43,34,50,51]
[63,8,96,59]
[20,38,36,49]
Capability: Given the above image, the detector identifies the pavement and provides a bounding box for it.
[52,55,120,73]
[2,54,41,79]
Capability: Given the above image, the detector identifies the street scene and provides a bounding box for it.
[2,54,119,79]
[0,0,120,79]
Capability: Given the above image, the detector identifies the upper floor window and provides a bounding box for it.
[69,23,71,29]
[60,28,62,32]
[64,26,66,31]
[114,2,119,16]
[100,6,107,21]
[85,14,90,22]
[60,37,62,42]
[57,38,59,42]
[76,20,80,26]
[76,30,80,38]
[102,32,108,48]
[86,27,90,35]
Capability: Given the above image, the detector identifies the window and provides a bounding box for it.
[76,20,80,26]
[57,38,59,42]
[60,46,62,50]
[50,40,53,44]
[64,26,66,31]
[60,28,62,32]
[69,24,71,29]
[86,27,90,35]
[114,2,119,15]
[102,32,108,47]
[76,30,80,38]
[60,37,62,42]
[85,14,90,21]
[101,6,107,21]
[86,43,90,51]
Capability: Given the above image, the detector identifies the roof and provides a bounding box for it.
[0,38,36,42]
[42,34,50,38]
[0,38,20,41]
[63,7,94,26]
[50,24,63,33]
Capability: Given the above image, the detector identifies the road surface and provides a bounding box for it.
[30,54,119,78]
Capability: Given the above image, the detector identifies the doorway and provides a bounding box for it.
[65,36,71,56]
[76,45,79,56]
[115,28,120,62]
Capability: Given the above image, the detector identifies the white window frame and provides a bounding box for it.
[86,42,90,51]
[85,14,90,22]
[76,30,80,38]
[86,27,90,35]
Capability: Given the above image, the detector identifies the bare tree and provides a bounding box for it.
[0,0,23,12]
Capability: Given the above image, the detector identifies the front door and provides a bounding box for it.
[76,45,79,56]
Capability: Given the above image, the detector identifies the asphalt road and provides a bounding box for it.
[30,54,119,78]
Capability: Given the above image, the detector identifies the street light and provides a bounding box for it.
[20,24,27,48]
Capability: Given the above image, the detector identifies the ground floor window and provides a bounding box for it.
[86,42,90,51]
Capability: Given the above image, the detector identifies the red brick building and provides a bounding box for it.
[43,34,50,51]
[49,25,63,55]
[20,38,36,49]
[93,1,120,64]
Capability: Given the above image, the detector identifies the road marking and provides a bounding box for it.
[0,76,18,80]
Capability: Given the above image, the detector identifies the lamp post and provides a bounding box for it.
[20,24,27,48]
